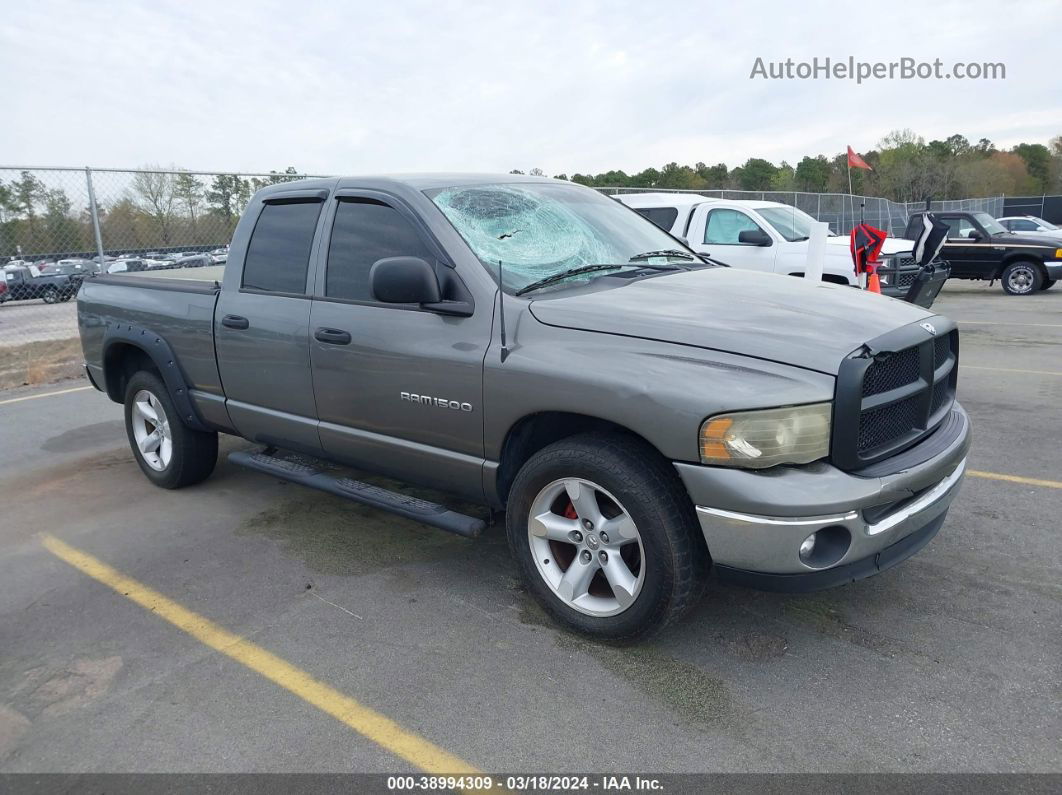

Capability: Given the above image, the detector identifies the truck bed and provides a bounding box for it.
[78,270,230,430]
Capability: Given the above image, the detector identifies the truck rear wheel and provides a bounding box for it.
[505,433,708,641]
[1001,261,1043,295]
[124,370,217,489]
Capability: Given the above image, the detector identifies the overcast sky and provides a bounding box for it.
[3,0,1061,176]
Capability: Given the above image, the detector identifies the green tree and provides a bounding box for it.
[43,188,82,252]
[770,161,795,191]
[794,155,831,192]
[630,168,660,188]
[657,162,702,189]
[736,158,778,191]
[174,172,204,235]
[695,162,728,189]
[207,174,249,226]
[1011,143,1051,191]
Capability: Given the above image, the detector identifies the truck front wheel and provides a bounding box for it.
[506,433,709,641]
[123,370,218,489]
[1001,261,1043,295]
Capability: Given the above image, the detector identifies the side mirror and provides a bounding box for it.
[370,257,441,304]
[969,229,987,242]
[738,229,771,246]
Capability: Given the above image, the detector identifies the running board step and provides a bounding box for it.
[228,450,485,538]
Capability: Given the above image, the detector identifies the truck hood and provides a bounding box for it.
[992,232,1062,248]
[527,268,935,375]
[824,236,913,255]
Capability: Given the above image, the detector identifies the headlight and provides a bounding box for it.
[699,403,832,469]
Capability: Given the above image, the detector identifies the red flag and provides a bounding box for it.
[850,223,887,275]
[847,146,873,171]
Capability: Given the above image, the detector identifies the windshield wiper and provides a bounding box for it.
[514,264,631,296]
[628,249,699,263]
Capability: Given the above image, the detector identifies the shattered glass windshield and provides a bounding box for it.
[427,182,691,293]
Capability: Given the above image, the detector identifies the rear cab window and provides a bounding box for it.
[242,199,324,294]
[634,206,679,232]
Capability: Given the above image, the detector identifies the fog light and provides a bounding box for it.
[799,533,817,560]
[797,525,852,569]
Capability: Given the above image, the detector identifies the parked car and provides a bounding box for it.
[210,248,229,264]
[78,175,969,640]
[996,215,1062,238]
[904,210,1062,294]
[55,258,99,274]
[616,193,927,298]
[106,259,149,274]
[3,265,82,303]
[173,254,213,268]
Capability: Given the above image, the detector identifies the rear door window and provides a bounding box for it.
[634,207,679,231]
[242,200,323,293]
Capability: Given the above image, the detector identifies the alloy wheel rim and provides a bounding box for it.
[131,389,172,471]
[527,478,645,617]
[1008,266,1035,293]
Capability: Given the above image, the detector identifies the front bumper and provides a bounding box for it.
[675,403,970,591]
[1045,262,1062,280]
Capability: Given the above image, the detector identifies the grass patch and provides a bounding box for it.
[0,337,83,390]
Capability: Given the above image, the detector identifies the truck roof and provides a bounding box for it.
[617,192,716,208]
[617,193,799,212]
[253,173,560,199]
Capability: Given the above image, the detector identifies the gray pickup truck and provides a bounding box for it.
[78,174,970,640]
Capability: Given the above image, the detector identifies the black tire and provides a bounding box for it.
[1040,279,1056,291]
[41,286,59,304]
[505,432,709,641]
[123,370,217,489]
[1000,261,1044,295]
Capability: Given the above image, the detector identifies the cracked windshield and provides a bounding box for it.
[428,182,694,293]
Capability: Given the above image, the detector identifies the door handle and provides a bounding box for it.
[314,327,352,345]
[222,314,249,330]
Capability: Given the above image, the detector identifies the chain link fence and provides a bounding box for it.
[0,165,324,387]
[0,165,1005,389]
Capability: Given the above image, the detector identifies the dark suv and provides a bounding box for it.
[904,211,1062,295]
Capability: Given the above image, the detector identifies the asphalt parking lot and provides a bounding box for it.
[0,281,1059,776]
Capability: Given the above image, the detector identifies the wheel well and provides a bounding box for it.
[998,255,1045,279]
[788,272,852,285]
[495,412,666,506]
[102,343,160,403]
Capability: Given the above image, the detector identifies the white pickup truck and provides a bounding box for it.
[617,193,921,296]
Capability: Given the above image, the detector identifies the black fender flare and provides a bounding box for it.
[102,321,211,432]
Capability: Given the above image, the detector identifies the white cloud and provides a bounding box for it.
[2,0,1060,175]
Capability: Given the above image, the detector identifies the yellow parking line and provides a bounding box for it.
[41,534,481,776]
[0,385,92,406]
[962,365,1062,376]
[968,470,1062,490]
